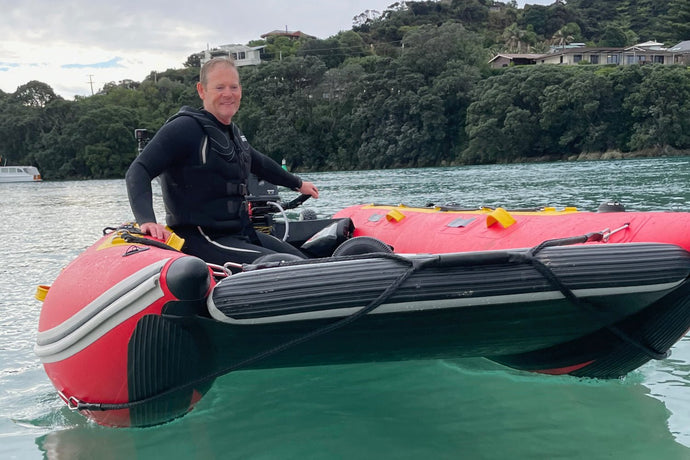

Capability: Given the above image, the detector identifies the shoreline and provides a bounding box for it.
[467,147,690,166]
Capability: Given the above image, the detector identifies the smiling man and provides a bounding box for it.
[126,57,319,268]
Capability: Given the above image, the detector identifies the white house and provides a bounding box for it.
[490,41,683,68]
[202,44,265,67]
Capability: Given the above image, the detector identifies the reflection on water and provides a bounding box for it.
[32,362,690,459]
[644,336,690,448]
[3,159,690,458]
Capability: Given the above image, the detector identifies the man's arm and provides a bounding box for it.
[249,149,318,198]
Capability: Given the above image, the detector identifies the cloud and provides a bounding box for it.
[0,0,554,98]
[61,57,125,70]
[0,62,19,72]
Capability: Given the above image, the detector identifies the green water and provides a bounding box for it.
[3,158,690,459]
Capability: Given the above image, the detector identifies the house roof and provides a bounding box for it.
[633,40,666,49]
[217,44,265,52]
[547,46,673,56]
[488,53,544,63]
[260,30,316,39]
[545,47,623,57]
[670,40,690,52]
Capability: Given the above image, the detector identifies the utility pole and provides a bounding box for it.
[87,75,95,96]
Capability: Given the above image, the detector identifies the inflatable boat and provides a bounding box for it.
[35,197,690,427]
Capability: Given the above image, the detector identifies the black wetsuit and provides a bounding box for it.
[126,107,305,267]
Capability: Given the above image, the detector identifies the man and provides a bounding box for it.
[126,57,319,267]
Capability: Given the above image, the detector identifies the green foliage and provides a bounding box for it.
[465,64,690,162]
[624,66,690,150]
[13,81,59,108]
[263,36,303,61]
[1,0,689,180]
[660,0,690,43]
[599,26,629,47]
[298,31,371,68]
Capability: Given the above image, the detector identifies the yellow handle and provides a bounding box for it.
[386,209,406,222]
[35,285,50,302]
[165,231,185,251]
[486,208,516,228]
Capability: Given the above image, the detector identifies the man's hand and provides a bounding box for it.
[140,222,172,241]
[299,181,319,199]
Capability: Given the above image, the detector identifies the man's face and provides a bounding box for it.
[197,64,242,124]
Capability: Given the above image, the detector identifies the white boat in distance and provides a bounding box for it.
[0,166,42,183]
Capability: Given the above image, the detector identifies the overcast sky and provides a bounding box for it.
[0,0,553,99]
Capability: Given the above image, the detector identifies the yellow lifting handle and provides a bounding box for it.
[486,208,516,228]
[35,284,50,302]
[386,209,406,222]
[165,230,185,251]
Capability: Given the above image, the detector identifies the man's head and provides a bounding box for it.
[197,57,242,125]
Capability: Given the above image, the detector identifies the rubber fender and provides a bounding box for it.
[332,236,393,257]
[598,201,626,212]
[165,256,211,301]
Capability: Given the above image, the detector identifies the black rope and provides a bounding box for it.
[118,232,180,252]
[102,224,180,253]
[526,236,669,361]
[103,223,144,236]
[75,253,423,412]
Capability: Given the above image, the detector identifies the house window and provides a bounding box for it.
[573,54,582,63]
[590,55,599,64]
[607,54,619,64]
[654,55,664,63]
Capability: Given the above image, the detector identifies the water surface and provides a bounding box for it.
[3,158,690,459]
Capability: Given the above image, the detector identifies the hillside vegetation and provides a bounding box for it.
[1,0,689,179]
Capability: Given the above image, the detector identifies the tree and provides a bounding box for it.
[539,67,615,153]
[73,105,140,178]
[551,23,580,49]
[13,81,60,108]
[2,0,689,179]
[263,36,303,61]
[624,66,690,151]
[501,23,527,52]
[660,0,690,43]
[184,53,202,68]
[238,56,328,170]
[598,26,628,47]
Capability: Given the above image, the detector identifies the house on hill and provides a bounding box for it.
[199,29,316,67]
[201,44,265,67]
[488,53,547,68]
[540,41,672,65]
[490,40,687,68]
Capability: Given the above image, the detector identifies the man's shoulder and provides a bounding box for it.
[166,106,205,125]
[160,110,208,136]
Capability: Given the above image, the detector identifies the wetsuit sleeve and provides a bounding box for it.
[125,117,201,224]
[249,148,303,191]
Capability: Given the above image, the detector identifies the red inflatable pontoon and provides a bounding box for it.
[333,203,690,253]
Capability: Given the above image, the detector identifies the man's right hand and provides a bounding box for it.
[140,222,172,241]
